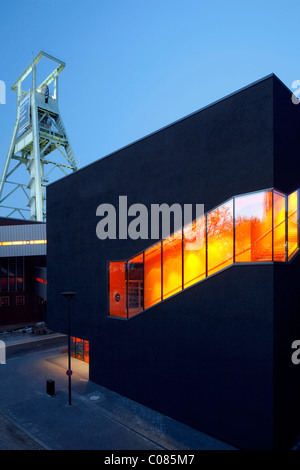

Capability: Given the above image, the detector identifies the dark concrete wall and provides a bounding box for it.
[46,75,299,449]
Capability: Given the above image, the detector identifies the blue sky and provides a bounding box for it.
[0,0,299,215]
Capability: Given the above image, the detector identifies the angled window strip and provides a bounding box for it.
[107,187,299,319]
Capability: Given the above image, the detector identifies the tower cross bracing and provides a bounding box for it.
[0,51,78,221]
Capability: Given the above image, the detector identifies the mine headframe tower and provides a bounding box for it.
[0,51,78,221]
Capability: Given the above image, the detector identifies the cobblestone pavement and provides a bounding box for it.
[0,411,45,450]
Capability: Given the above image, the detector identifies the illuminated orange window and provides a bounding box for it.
[83,340,89,363]
[107,187,299,319]
[273,191,286,262]
[163,229,182,299]
[109,261,127,317]
[71,336,76,358]
[288,190,298,259]
[127,253,144,317]
[71,337,89,363]
[235,191,272,262]
[207,200,233,275]
[144,242,161,309]
[183,216,206,288]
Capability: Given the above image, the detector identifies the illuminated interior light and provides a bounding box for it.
[0,239,47,247]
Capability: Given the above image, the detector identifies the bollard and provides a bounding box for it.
[46,379,55,396]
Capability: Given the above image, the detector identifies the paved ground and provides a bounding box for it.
[0,412,45,450]
[1,329,299,451]
[0,330,237,451]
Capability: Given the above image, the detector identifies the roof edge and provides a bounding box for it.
[48,73,289,187]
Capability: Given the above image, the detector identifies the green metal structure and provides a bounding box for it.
[0,51,78,221]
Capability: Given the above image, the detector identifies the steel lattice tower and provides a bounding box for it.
[0,51,78,221]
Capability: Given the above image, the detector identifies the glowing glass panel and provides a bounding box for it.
[273,191,286,262]
[183,216,206,288]
[235,191,272,262]
[288,190,298,259]
[108,261,127,317]
[127,253,144,317]
[144,242,161,309]
[163,229,182,299]
[207,200,233,275]
[71,337,89,363]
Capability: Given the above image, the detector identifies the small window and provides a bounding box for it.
[0,297,9,307]
[16,296,25,305]
[70,337,89,363]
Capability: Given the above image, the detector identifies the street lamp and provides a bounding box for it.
[61,292,76,405]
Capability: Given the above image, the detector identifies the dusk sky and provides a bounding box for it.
[0,1,299,214]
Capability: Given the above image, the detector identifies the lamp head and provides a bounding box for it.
[61,292,77,301]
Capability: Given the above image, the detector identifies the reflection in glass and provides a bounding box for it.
[9,277,15,291]
[109,261,127,318]
[70,336,76,357]
[273,191,286,262]
[0,258,24,293]
[127,253,144,317]
[207,200,233,275]
[108,188,299,318]
[288,190,298,259]
[235,191,272,262]
[76,338,83,360]
[183,217,206,288]
[71,337,89,363]
[144,242,162,309]
[163,229,182,299]
[17,276,23,291]
[83,340,89,363]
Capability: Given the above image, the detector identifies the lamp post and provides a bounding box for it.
[61,292,76,405]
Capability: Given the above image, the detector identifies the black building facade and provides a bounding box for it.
[47,74,300,450]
